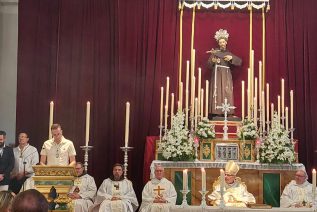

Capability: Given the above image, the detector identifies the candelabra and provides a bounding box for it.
[219,186,225,209]
[80,145,93,173]
[199,190,209,208]
[120,146,133,179]
[180,189,190,207]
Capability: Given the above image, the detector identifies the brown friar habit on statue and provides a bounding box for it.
[207,29,242,115]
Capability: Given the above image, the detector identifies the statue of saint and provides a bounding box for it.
[207,29,242,117]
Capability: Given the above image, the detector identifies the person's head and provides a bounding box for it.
[51,124,63,143]
[218,38,227,50]
[11,189,48,212]
[18,132,29,146]
[112,163,124,181]
[214,29,229,51]
[75,162,85,176]
[224,160,239,184]
[0,190,15,212]
[294,170,308,185]
[0,130,6,148]
[154,165,165,180]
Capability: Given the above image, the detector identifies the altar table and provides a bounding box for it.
[150,160,305,206]
[170,206,313,212]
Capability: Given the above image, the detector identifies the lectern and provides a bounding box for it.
[32,165,76,211]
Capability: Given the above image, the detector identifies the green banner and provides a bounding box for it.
[263,173,280,207]
[174,171,192,205]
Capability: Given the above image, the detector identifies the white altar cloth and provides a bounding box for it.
[170,206,313,212]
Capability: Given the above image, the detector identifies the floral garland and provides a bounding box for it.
[259,112,295,164]
[196,117,216,139]
[237,118,258,140]
[158,110,194,161]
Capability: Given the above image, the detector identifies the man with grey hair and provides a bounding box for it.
[140,165,177,212]
[281,169,317,208]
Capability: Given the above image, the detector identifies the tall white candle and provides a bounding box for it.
[160,87,164,127]
[183,169,188,190]
[290,90,294,129]
[85,101,91,146]
[185,90,189,128]
[242,81,245,120]
[247,89,251,120]
[313,169,316,191]
[205,80,209,118]
[259,61,262,93]
[49,101,54,139]
[271,103,274,126]
[201,89,204,119]
[180,82,183,111]
[254,77,258,105]
[186,61,189,115]
[195,98,198,131]
[247,68,251,118]
[166,77,170,116]
[254,97,257,126]
[285,107,289,131]
[281,78,285,120]
[277,95,281,123]
[191,77,196,118]
[262,91,265,132]
[201,168,206,191]
[164,105,168,132]
[220,169,225,193]
[171,93,174,127]
[124,102,130,147]
[266,83,270,125]
[198,68,202,116]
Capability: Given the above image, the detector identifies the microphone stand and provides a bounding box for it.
[22,161,27,192]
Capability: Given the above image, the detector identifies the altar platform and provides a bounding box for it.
[150,160,305,207]
[169,206,313,212]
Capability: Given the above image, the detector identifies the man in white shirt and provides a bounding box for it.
[139,165,177,212]
[280,169,317,208]
[9,132,39,194]
[89,163,138,212]
[68,162,97,212]
[40,124,76,166]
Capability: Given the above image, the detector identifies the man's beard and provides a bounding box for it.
[0,142,4,148]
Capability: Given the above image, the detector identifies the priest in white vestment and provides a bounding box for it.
[280,170,317,208]
[208,160,255,207]
[68,162,97,212]
[139,165,177,212]
[89,163,138,212]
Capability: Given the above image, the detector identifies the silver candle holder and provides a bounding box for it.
[199,190,209,208]
[80,145,93,173]
[180,189,190,207]
[120,146,133,179]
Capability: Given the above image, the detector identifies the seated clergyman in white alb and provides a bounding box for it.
[67,162,97,212]
[89,163,138,212]
[208,160,256,207]
[280,169,317,208]
[139,165,177,212]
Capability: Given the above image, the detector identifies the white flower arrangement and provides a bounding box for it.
[259,112,295,164]
[237,118,258,140]
[158,110,194,161]
[196,117,216,139]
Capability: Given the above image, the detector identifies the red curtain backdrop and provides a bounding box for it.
[16,0,317,199]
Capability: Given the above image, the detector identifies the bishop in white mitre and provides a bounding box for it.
[139,165,177,212]
[89,163,138,212]
[208,160,255,207]
[280,169,317,208]
[68,162,97,212]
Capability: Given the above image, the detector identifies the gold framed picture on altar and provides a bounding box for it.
[200,139,214,161]
[239,140,255,162]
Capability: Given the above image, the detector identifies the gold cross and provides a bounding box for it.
[153,186,165,196]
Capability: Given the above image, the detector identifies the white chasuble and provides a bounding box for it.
[208,180,255,207]
[71,174,97,212]
[140,178,177,212]
[89,178,138,212]
[280,180,317,208]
